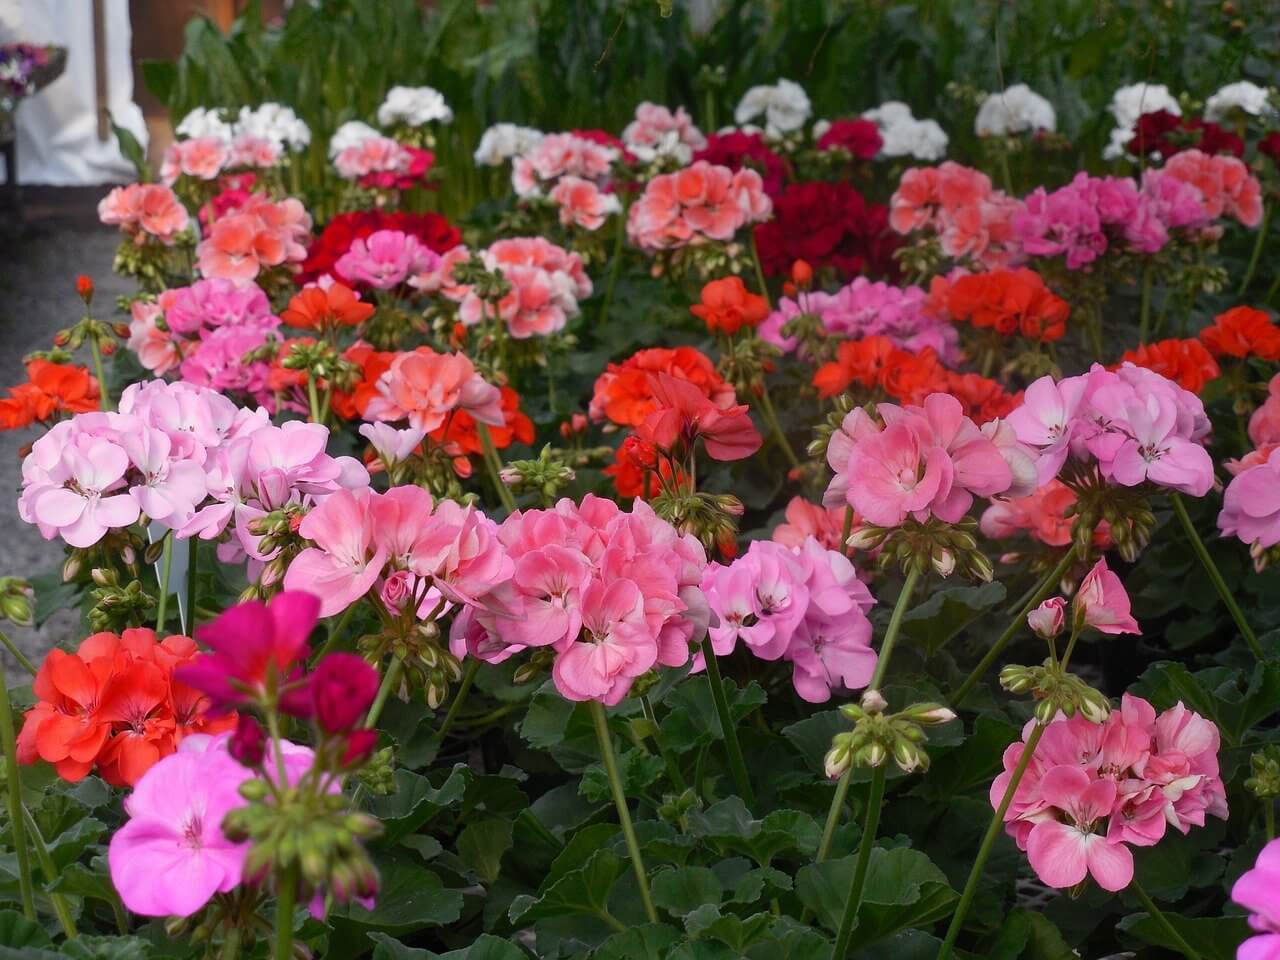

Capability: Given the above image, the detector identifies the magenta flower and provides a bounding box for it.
[1025,765,1134,892]
[307,652,380,734]
[1233,839,1280,960]
[177,591,321,711]
[1074,558,1140,635]
[107,746,252,916]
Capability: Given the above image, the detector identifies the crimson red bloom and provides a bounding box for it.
[753,181,899,279]
[589,346,735,428]
[1199,306,1280,361]
[943,268,1069,343]
[307,653,380,734]
[638,372,762,461]
[1127,110,1244,159]
[229,714,266,766]
[298,210,461,285]
[816,119,883,159]
[1260,132,1280,165]
[1120,338,1221,393]
[692,131,789,197]
[690,276,769,335]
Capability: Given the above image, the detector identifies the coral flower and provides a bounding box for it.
[280,282,375,331]
[690,276,769,335]
[639,373,762,461]
[1198,306,1280,361]
[1025,766,1134,892]
[17,649,114,781]
[1119,338,1220,394]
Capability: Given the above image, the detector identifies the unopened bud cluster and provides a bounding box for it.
[1068,483,1155,563]
[1246,746,1280,799]
[358,622,463,710]
[824,690,957,778]
[89,568,156,632]
[854,516,994,582]
[499,445,576,504]
[0,578,34,627]
[652,490,745,559]
[1000,660,1112,724]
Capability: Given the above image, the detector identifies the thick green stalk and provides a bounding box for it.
[0,673,36,919]
[699,635,754,806]
[89,336,112,412]
[435,658,480,743]
[1238,204,1272,298]
[757,384,801,471]
[815,769,852,865]
[868,566,924,691]
[952,547,1077,708]
[477,423,517,514]
[589,700,658,923]
[364,656,403,729]
[0,630,36,677]
[273,863,298,960]
[937,722,1046,960]
[155,531,174,636]
[1131,880,1203,960]
[1170,493,1264,661]
[831,765,887,958]
[306,375,321,424]
[219,926,242,960]
[20,804,76,938]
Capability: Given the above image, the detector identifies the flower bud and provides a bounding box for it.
[999,664,1035,694]
[864,741,887,767]
[892,738,921,774]
[860,689,888,714]
[847,527,886,551]
[1078,687,1112,724]
[931,545,956,577]
[790,259,813,288]
[824,743,852,779]
[76,275,94,305]
[311,653,380,734]
[230,715,266,767]
[1027,597,1066,641]
[902,703,956,726]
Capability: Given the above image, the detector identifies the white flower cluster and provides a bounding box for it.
[862,101,948,161]
[327,120,381,158]
[474,123,546,167]
[1204,81,1274,123]
[1103,82,1181,159]
[734,79,812,137]
[975,84,1057,136]
[376,85,454,128]
[174,103,310,152]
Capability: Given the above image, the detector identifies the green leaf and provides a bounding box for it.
[400,835,443,862]
[60,937,155,960]
[687,799,819,866]
[580,747,665,805]
[782,711,845,776]
[685,906,773,951]
[457,818,514,884]
[509,848,625,926]
[652,866,723,918]
[0,909,52,949]
[920,715,1019,800]
[519,685,577,749]
[47,858,117,905]
[368,767,468,843]
[370,933,433,960]
[108,113,151,183]
[333,856,463,937]
[29,568,83,628]
[662,678,766,754]
[1117,912,1250,960]
[982,909,1075,960]
[729,866,792,906]
[796,847,958,949]
[1130,660,1280,744]
[591,923,681,960]
[423,933,529,960]
[901,581,1006,655]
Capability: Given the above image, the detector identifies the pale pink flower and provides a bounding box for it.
[511,132,617,197]
[1163,149,1263,227]
[1027,597,1066,639]
[284,488,389,617]
[622,102,706,164]
[336,230,438,290]
[1025,766,1134,892]
[549,175,621,231]
[98,183,191,247]
[161,137,230,184]
[127,301,180,376]
[771,496,848,551]
[1074,558,1139,635]
[451,237,592,339]
[121,426,208,529]
[27,434,141,548]
[358,422,426,467]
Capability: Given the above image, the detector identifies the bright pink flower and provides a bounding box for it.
[160,278,274,336]
[1005,373,1088,483]
[552,578,655,705]
[98,183,191,246]
[1220,447,1280,549]
[1250,375,1280,447]
[1025,765,1134,892]
[1074,558,1139,635]
[107,745,251,917]
[1095,386,1214,495]
[177,592,320,711]
[1163,148,1263,226]
[1027,597,1066,639]
[284,488,389,617]
[367,349,505,434]
[335,230,437,290]
[627,160,770,251]
[1233,839,1280,960]
[502,545,592,649]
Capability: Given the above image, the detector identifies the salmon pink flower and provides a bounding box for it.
[1074,558,1139,635]
[549,175,621,231]
[1025,766,1133,892]
[1027,597,1067,640]
[283,489,389,617]
[552,579,655,705]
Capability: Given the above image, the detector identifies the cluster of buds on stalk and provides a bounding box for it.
[111,237,195,292]
[499,445,577,506]
[893,237,944,285]
[651,489,745,559]
[1246,746,1280,802]
[240,505,309,602]
[0,578,34,628]
[851,516,994,582]
[88,567,156,632]
[807,394,857,462]
[824,690,957,777]
[357,590,464,710]
[999,661,1112,724]
[717,334,781,396]
[1061,464,1156,563]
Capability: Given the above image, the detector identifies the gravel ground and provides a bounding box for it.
[0,188,135,679]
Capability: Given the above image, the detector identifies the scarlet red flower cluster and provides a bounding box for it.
[432,385,535,455]
[589,346,735,428]
[690,276,769,335]
[816,118,883,159]
[753,181,898,279]
[692,131,789,197]
[280,282,376,331]
[1127,110,1245,159]
[1119,338,1221,394]
[0,360,101,431]
[812,335,1016,422]
[18,629,233,786]
[605,434,680,498]
[297,210,461,285]
[1199,306,1280,361]
[940,268,1070,343]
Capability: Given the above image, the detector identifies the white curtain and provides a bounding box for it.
[0,0,148,184]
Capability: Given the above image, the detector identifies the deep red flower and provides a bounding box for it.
[1260,132,1280,165]
[298,210,461,285]
[229,714,266,766]
[753,181,899,279]
[306,653,380,735]
[816,119,883,159]
[1127,110,1244,159]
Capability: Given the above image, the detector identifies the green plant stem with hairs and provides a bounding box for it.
[155,531,174,636]
[699,634,754,806]
[831,765,886,959]
[1131,880,1203,960]
[364,656,404,730]
[0,669,36,920]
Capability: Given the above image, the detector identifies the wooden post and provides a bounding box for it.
[92,0,109,141]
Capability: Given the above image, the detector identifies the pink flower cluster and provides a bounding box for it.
[621,102,707,164]
[438,237,593,339]
[760,276,959,361]
[993,694,1227,893]
[627,160,772,251]
[702,536,877,703]
[333,135,433,191]
[1219,446,1280,552]
[98,183,191,247]
[1233,838,1280,960]
[1162,149,1263,227]
[160,135,281,186]
[449,495,711,706]
[17,380,271,547]
[890,162,1022,269]
[196,194,312,285]
[336,229,440,290]
[824,393,1022,527]
[549,176,622,231]
[128,279,282,405]
[360,347,505,433]
[1007,363,1214,495]
[512,132,618,198]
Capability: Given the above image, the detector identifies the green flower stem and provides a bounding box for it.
[1266,800,1276,842]
[219,926,242,960]
[1170,493,1265,661]
[1131,879,1203,960]
[273,863,299,960]
[598,211,626,327]
[699,634,754,807]
[640,692,686,791]
[477,423,517,514]
[831,764,887,959]
[1137,262,1155,345]
[750,230,772,310]
[814,769,852,865]
[0,629,36,677]
[952,547,1078,709]
[589,700,658,923]
[840,507,854,558]
[868,565,924,692]
[364,656,403,730]
[1239,204,1271,298]
[937,721,1047,960]
[0,672,36,920]
[185,538,199,633]
[311,604,357,665]
[435,658,480,743]
[306,375,321,424]
[20,803,76,939]
[89,336,112,412]
[155,531,174,636]
[757,383,801,471]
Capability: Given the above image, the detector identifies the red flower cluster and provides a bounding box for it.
[1119,338,1221,394]
[812,335,1016,422]
[589,346,735,428]
[297,210,461,284]
[940,268,1069,343]
[1127,110,1245,159]
[280,281,376,332]
[1199,306,1280,361]
[690,276,769,335]
[692,131,789,197]
[18,629,233,786]
[816,119,883,159]
[753,181,899,279]
[433,385,535,455]
[1261,132,1280,166]
[0,360,101,431]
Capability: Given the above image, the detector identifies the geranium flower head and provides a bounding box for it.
[690,276,769,335]
[280,282,375,331]
[1073,558,1139,635]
